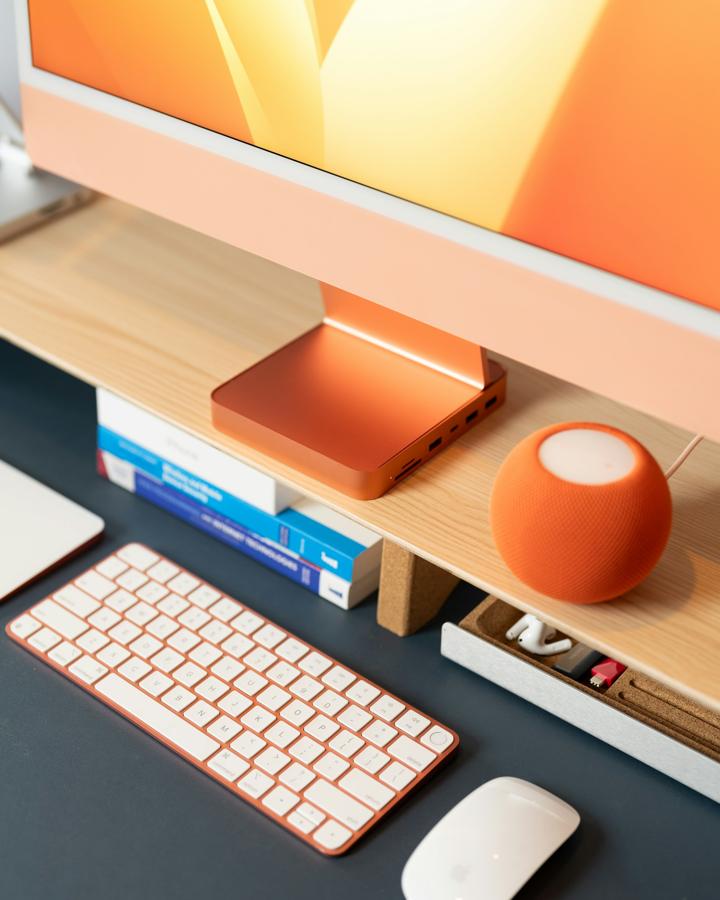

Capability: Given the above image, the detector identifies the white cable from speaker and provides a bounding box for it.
[665,434,704,479]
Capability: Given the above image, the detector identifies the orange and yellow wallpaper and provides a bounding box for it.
[28,1,720,311]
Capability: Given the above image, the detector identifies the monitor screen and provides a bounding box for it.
[27,1,720,312]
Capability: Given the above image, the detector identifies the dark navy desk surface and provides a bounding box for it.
[0,339,716,900]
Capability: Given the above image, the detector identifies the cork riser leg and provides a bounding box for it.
[376,540,460,636]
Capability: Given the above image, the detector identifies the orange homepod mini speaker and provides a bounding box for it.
[490,422,673,604]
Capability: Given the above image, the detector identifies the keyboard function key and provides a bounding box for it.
[105,590,137,614]
[48,641,82,667]
[29,627,61,652]
[276,637,309,663]
[178,607,211,632]
[396,710,431,738]
[145,560,180,584]
[344,679,381,708]
[95,556,128,580]
[75,570,116,600]
[156,594,189,618]
[369,695,405,723]
[208,597,242,622]
[136,581,169,605]
[420,726,455,753]
[115,569,148,593]
[9,614,41,639]
[322,665,356,692]
[166,572,200,597]
[117,544,159,571]
[188,585,221,610]
[255,624,286,649]
[231,610,264,635]
[54,585,100,618]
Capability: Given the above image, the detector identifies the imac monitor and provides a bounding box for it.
[14,1,720,496]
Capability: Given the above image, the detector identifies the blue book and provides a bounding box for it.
[97,425,381,582]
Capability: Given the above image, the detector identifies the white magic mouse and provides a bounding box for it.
[401,777,580,900]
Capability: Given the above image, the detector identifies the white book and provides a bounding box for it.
[97,389,301,515]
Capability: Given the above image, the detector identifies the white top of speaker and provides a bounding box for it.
[538,428,636,485]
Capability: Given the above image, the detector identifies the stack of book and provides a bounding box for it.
[96,390,382,608]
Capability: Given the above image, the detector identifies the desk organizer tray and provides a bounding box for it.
[442,596,720,804]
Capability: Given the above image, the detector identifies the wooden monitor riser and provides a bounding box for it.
[1,197,719,712]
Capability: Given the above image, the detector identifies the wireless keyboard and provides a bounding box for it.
[7,544,458,855]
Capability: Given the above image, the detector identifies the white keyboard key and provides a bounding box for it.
[237,769,274,799]
[339,769,394,810]
[95,556,128,580]
[345,679,381,708]
[262,785,300,817]
[96,642,131,668]
[329,730,364,759]
[314,753,350,782]
[151,647,185,674]
[108,620,142,646]
[146,560,179,584]
[276,638,308,663]
[379,761,415,791]
[30,626,61,653]
[230,731,266,759]
[322,665,356,692]
[288,812,314,834]
[211,656,245,683]
[10,614,40,639]
[140,671,174,697]
[207,715,242,743]
[69,655,109,684]
[34,599,88,641]
[87,607,121,633]
[304,715,339,742]
[243,647,277,673]
[106,589,137,614]
[76,570,116,600]
[297,802,325,827]
[188,585,221,610]
[256,685,291,712]
[167,572,200,597]
[48,641,82,667]
[231,610,264,635]
[96,673,218,761]
[76,629,110,654]
[304,780,373,832]
[189,642,222,667]
[199,619,232,646]
[362,720,397,748]
[157,594,189,618]
[178,607,211,632]
[314,820,352,851]
[162,685,195,712]
[337,705,372,733]
[420,726,454,753]
[117,544,159,571]
[354,746,390,775]
[387,735,436,772]
[396,710,431,738]
[208,749,249,782]
[280,700,314,727]
[255,747,290,776]
[209,597,242,622]
[184,700,219,728]
[289,736,324,765]
[116,569,148,592]
[298,651,332,677]
[264,721,300,749]
[146,614,180,640]
[234,670,268,697]
[136,581,169,605]
[370,695,405,723]
[54,585,100,618]
[290,675,323,702]
[117,656,152,683]
[174,662,207,687]
[255,624,286,649]
[220,633,254,659]
[218,690,253,719]
[240,706,275,734]
[167,628,201,653]
[126,601,158,627]
[266,661,300,687]
[196,676,230,702]
[129,634,163,659]
[280,763,315,792]
[313,690,347,717]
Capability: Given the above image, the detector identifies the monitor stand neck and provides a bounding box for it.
[320,284,491,389]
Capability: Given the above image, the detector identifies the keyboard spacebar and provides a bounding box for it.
[96,673,219,762]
